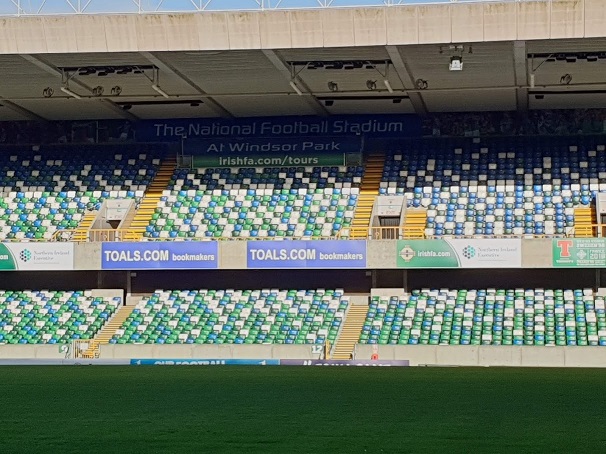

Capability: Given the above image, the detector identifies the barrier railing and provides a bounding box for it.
[572,224,606,238]
[3,225,600,243]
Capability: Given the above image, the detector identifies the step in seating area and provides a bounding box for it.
[380,138,604,237]
[360,289,606,346]
[143,166,362,239]
[0,152,159,240]
[110,289,348,345]
[0,291,121,344]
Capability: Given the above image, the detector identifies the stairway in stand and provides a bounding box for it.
[71,211,97,242]
[122,157,177,241]
[402,208,427,239]
[349,153,385,239]
[331,305,368,360]
[82,305,133,358]
[574,206,597,237]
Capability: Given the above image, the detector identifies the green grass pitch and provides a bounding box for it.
[1,366,606,453]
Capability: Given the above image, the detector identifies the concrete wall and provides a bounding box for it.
[74,242,102,270]
[100,344,320,360]
[219,241,247,269]
[0,345,67,359]
[521,239,553,268]
[0,1,603,54]
[355,345,606,368]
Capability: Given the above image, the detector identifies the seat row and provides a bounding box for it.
[360,289,606,346]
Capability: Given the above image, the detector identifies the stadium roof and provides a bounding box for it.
[0,1,605,121]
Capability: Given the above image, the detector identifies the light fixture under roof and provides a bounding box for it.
[151,84,170,98]
[60,86,81,99]
[289,80,303,96]
[383,79,394,93]
[327,81,339,92]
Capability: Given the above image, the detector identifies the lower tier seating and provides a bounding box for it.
[360,289,606,346]
[0,291,121,344]
[110,289,348,345]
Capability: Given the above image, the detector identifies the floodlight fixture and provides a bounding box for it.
[560,73,572,85]
[415,79,428,90]
[327,81,339,92]
[92,86,104,97]
[366,80,377,91]
[449,56,463,71]
[111,86,122,96]
[42,87,54,98]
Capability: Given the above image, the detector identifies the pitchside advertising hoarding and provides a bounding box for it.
[396,239,522,269]
[553,238,606,267]
[247,240,366,269]
[102,242,218,270]
[0,243,73,271]
[137,114,421,142]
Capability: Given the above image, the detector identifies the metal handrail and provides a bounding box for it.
[2,224,602,243]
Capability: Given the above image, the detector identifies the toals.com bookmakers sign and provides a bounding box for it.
[396,239,522,268]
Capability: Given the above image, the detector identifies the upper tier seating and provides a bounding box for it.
[143,166,362,239]
[0,290,121,344]
[380,138,604,237]
[0,152,159,240]
[110,289,348,345]
[360,289,606,346]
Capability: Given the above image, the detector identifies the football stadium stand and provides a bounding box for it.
[0,152,159,241]
[0,291,121,344]
[142,167,362,239]
[360,289,606,347]
[380,138,603,237]
[109,289,348,345]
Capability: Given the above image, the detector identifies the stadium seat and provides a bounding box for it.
[360,289,606,346]
[380,137,604,237]
[0,152,159,240]
[0,290,121,344]
[143,167,362,239]
[110,289,348,345]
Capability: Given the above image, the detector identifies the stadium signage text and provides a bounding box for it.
[0,243,74,271]
[101,242,218,270]
[397,239,522,268]
[247,240,366,268]
[552,238,606,267]
[137,114,420,141]
[191,150,353,168]
[280,360,409,366]
[130,359,280,366]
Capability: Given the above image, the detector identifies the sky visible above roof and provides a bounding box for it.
[1,0,475,16]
